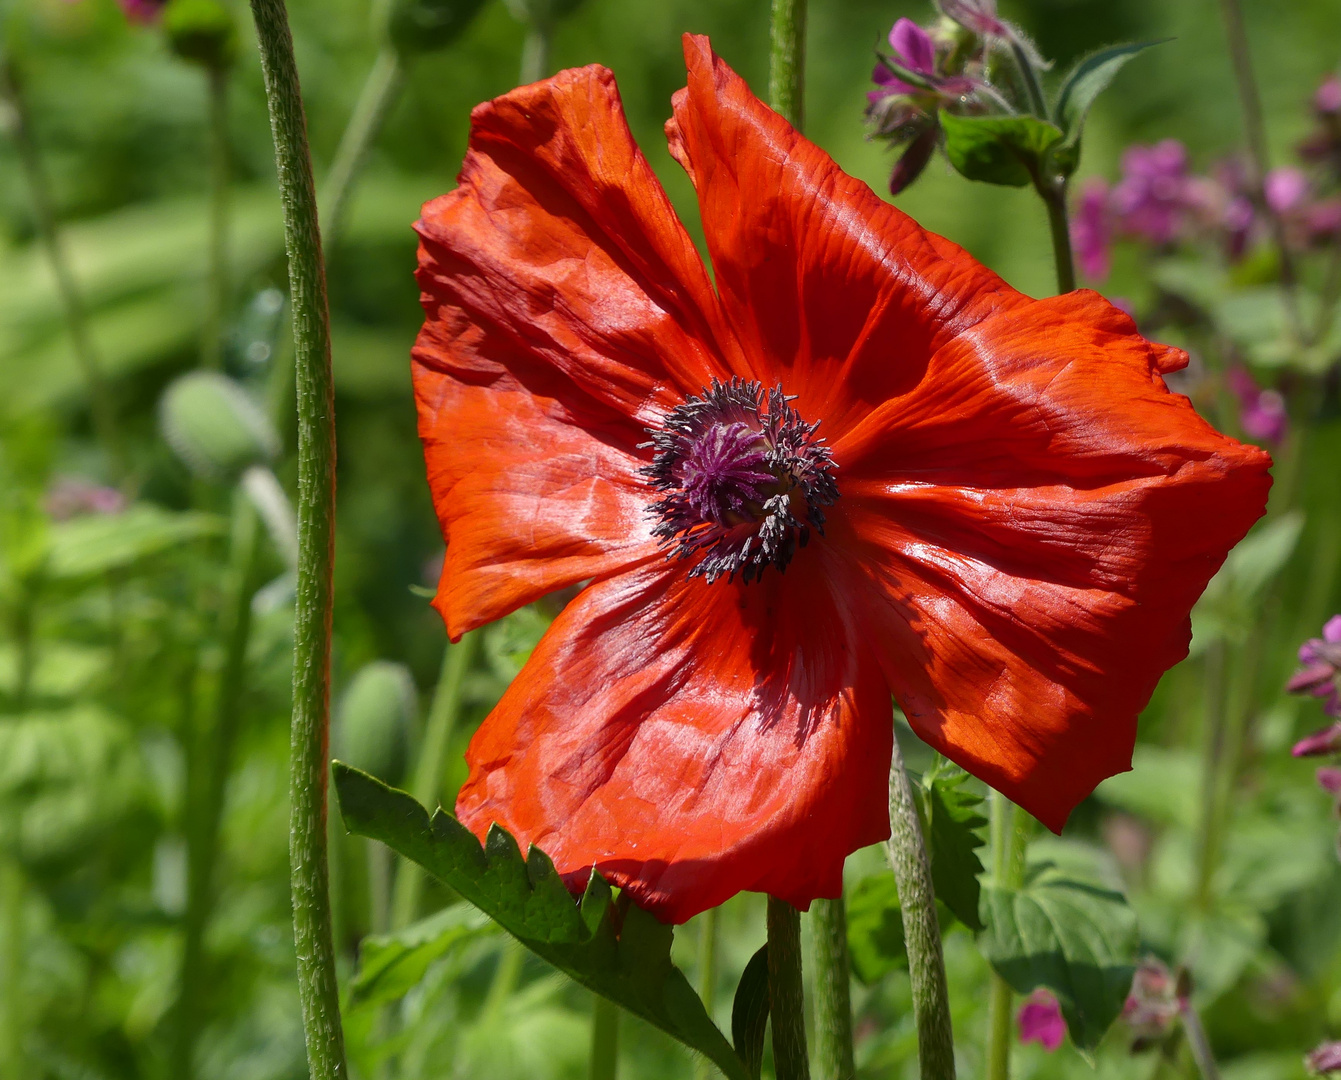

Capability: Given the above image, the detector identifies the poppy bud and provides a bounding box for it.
[162,0,237,70]
[387,0,490,56]
[889,125,938,195]
[159,372,280,481]
[335,661,418,785]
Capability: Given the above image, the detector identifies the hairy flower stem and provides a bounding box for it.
[1181,1001,1222,1080]
[246,2,346,1078]
[767,897,810,1080]
[1010,42,1048,119]
[812,897,855,1080]
[590,996,620,1080]
[173,495,263,1080]
[202,64,231,370]
[390,631,478,930]
[520,23,551,84]
[887,734,956,1080]
[1041,183,1077,294]
[768,0,806,130]
[0,55,126,483]
[1216,0,1301,338]
[320,45,404,254]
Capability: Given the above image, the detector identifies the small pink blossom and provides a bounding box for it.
[1226,366,1287,445]
[1265,167,1310,215]
[1315,75,1341,117]
[1290,617,1341,722]
[1123,958,1182,1047]
[1294,724,1341,758]
[118,0,167,23]
[1308,1040,1341,1075]
[1018,990,1066,1052]
[1111,140,1191,245]
[1319,767,1341,797]
[45,477,126,521]
[1073,178,1112,282]
[870,19,938,101]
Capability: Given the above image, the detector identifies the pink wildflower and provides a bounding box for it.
[1018,990,1066,1051]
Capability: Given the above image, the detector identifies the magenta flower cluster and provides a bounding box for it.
[1017,989,1066,1052]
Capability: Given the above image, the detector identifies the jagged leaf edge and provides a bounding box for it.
[332,762,749,1080]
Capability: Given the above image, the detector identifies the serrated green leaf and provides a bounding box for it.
[46,505,223,581]
[979,865,1138,1050]
[1054,41,1166,147]
[846,874,906,985]
[333,763,749,1080]
[348,904,496,1010]
[920,758,988,932]
[730,945,769,1080]
[939,112,1064,188]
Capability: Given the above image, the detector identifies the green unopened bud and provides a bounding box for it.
[389,0,488,56]
[163,0,237,70]
[335,661,418,783]
[159,372,279,480]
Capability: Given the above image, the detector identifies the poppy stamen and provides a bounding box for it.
[642,377,838,584]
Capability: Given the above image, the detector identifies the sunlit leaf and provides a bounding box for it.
[846,874,906,985]
[730,945,769,1080]
[918,757,988,932]
[1054,41,1166,143]
[348,904,496,1010]
[46,505,223,581]
[333,763,751,1080]
[939,113,1064,188]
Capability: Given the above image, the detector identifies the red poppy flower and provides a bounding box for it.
[411,35,1271,923]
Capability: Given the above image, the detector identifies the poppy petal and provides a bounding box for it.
[664,34,1026,439]
[415,63,741,632]
[415,359,661,638]
[455,558,893,924]
[414,62,735,433]
[828,292,1271,830]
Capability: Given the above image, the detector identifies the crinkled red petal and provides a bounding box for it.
[455,556,893,924]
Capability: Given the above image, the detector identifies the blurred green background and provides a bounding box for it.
[1,0,1339,1077]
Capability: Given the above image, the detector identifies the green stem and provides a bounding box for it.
[202,64,231,370]
[0,853,25,1080]
[767,0,807,130]
[1195,639,1229,909]
[172,495,263,1080]
[390,631,478,930]
[887,733,956,1080]
[1180,1002,1221,1080]
[590,995,619,1080]
[520,25,550,84]
[245,3,346,1079]
[693,908,720,1080]
[766,897,810,1080]
[1041,184,1076,294]
[320,45,404,254]
[0,54,126,482]
[811,897,855,1080]
[985,791,1015,1080]
[8,581,36,713]
[1216,0,1301,337]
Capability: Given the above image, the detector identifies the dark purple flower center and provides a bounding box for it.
[642,378,838,584]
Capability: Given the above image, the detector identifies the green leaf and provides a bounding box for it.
[978,865,1138,1050]
[730,946,770,1080]
[333,763,749,1080]
[1192,512,1304,650]
[348,904,496,1010]
[46,505,223,581]
[919,758,988,932]
[846,874,906,985]
[939,112,1064,188]
[1054,41,1166,144]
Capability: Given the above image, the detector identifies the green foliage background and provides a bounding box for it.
[1,0,1339,1078]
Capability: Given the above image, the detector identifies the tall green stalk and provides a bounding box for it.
[886,734,956,1080]
[173,495,264,1080]
[985,792,1031,1080]
[246,2,346,1078]
[767,0,806,130]
[1041,186,1077,294]
[390,631,478,930]
[202,64,231,370]
[590,995,619,1080]
[811,897,855,1080]
[0,852,26,1080]
[693,908,721,1080]
[0,54,126,482]
[766,897,810,1080]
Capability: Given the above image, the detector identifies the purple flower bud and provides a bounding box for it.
[1305,200,1341,245]
[1265,167,1310,215]
[1072,178,1112,282]
[1307,1040,1341,1075]
[889,124,938,195]
[1289,617,1341,721]
[938,0,1010,38]
[1294,724,1341,758]
[1319,767,1341,797]
[119,0,167,23]
[1123,958,1182,1047]
[1315,75,1341,117]
[1111,140,1191,245]
[1018,990,1066,1052]
[45,477,127,521]
[1226,366,1287,445]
